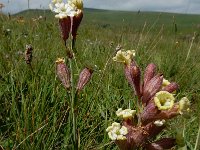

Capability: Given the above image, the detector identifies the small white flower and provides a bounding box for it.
[116,108,136,119]
[106,122,128,141]
[154,120,166,126]
[49,0,78,18]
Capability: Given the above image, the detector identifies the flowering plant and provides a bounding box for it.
[107,48,190,149]
[50,0,94,148]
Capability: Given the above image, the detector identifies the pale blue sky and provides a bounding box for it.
[1,0,200,14]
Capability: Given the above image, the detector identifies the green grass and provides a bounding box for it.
[0,8,200,149]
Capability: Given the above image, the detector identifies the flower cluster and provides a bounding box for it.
[49,0,81,18]
[107,48,191,149]
[49,0,83,48]
[113,50,135,65]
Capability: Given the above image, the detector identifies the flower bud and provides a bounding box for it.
[124,60,137,89]
[24,44,33,64]
[179,97,190,118]
[56,58,71,89]
[76,67,93,92]
[143,63,156,88]
[131,65,141,98]
[176,131,185,147]
[124,60,142,97]
[162,82,179,93]
[142,74,163,105]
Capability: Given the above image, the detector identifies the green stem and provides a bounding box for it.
[67,34,78,149]
[69,58,77,148]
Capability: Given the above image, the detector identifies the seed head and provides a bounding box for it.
[24,44,33,64]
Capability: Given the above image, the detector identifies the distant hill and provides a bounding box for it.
[12,8,200,33]
[14,9,52,18]
[14,8,111,16]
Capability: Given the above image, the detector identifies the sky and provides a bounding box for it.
[0,0,200,14]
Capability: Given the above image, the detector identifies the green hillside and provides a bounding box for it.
[14,8,200,33]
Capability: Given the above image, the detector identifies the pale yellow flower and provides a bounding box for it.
[55,57,65,63]
[113,50,135,65]
[116,108,136,120]
[154,91,175,110]
[106,122,128,141]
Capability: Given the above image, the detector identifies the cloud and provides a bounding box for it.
[84,0,193,13]
[1,0,200,14]
[1,0,51,13]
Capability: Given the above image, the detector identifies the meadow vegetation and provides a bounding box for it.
[0,9,200,149]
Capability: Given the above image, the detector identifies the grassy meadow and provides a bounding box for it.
[0,8,200,149]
